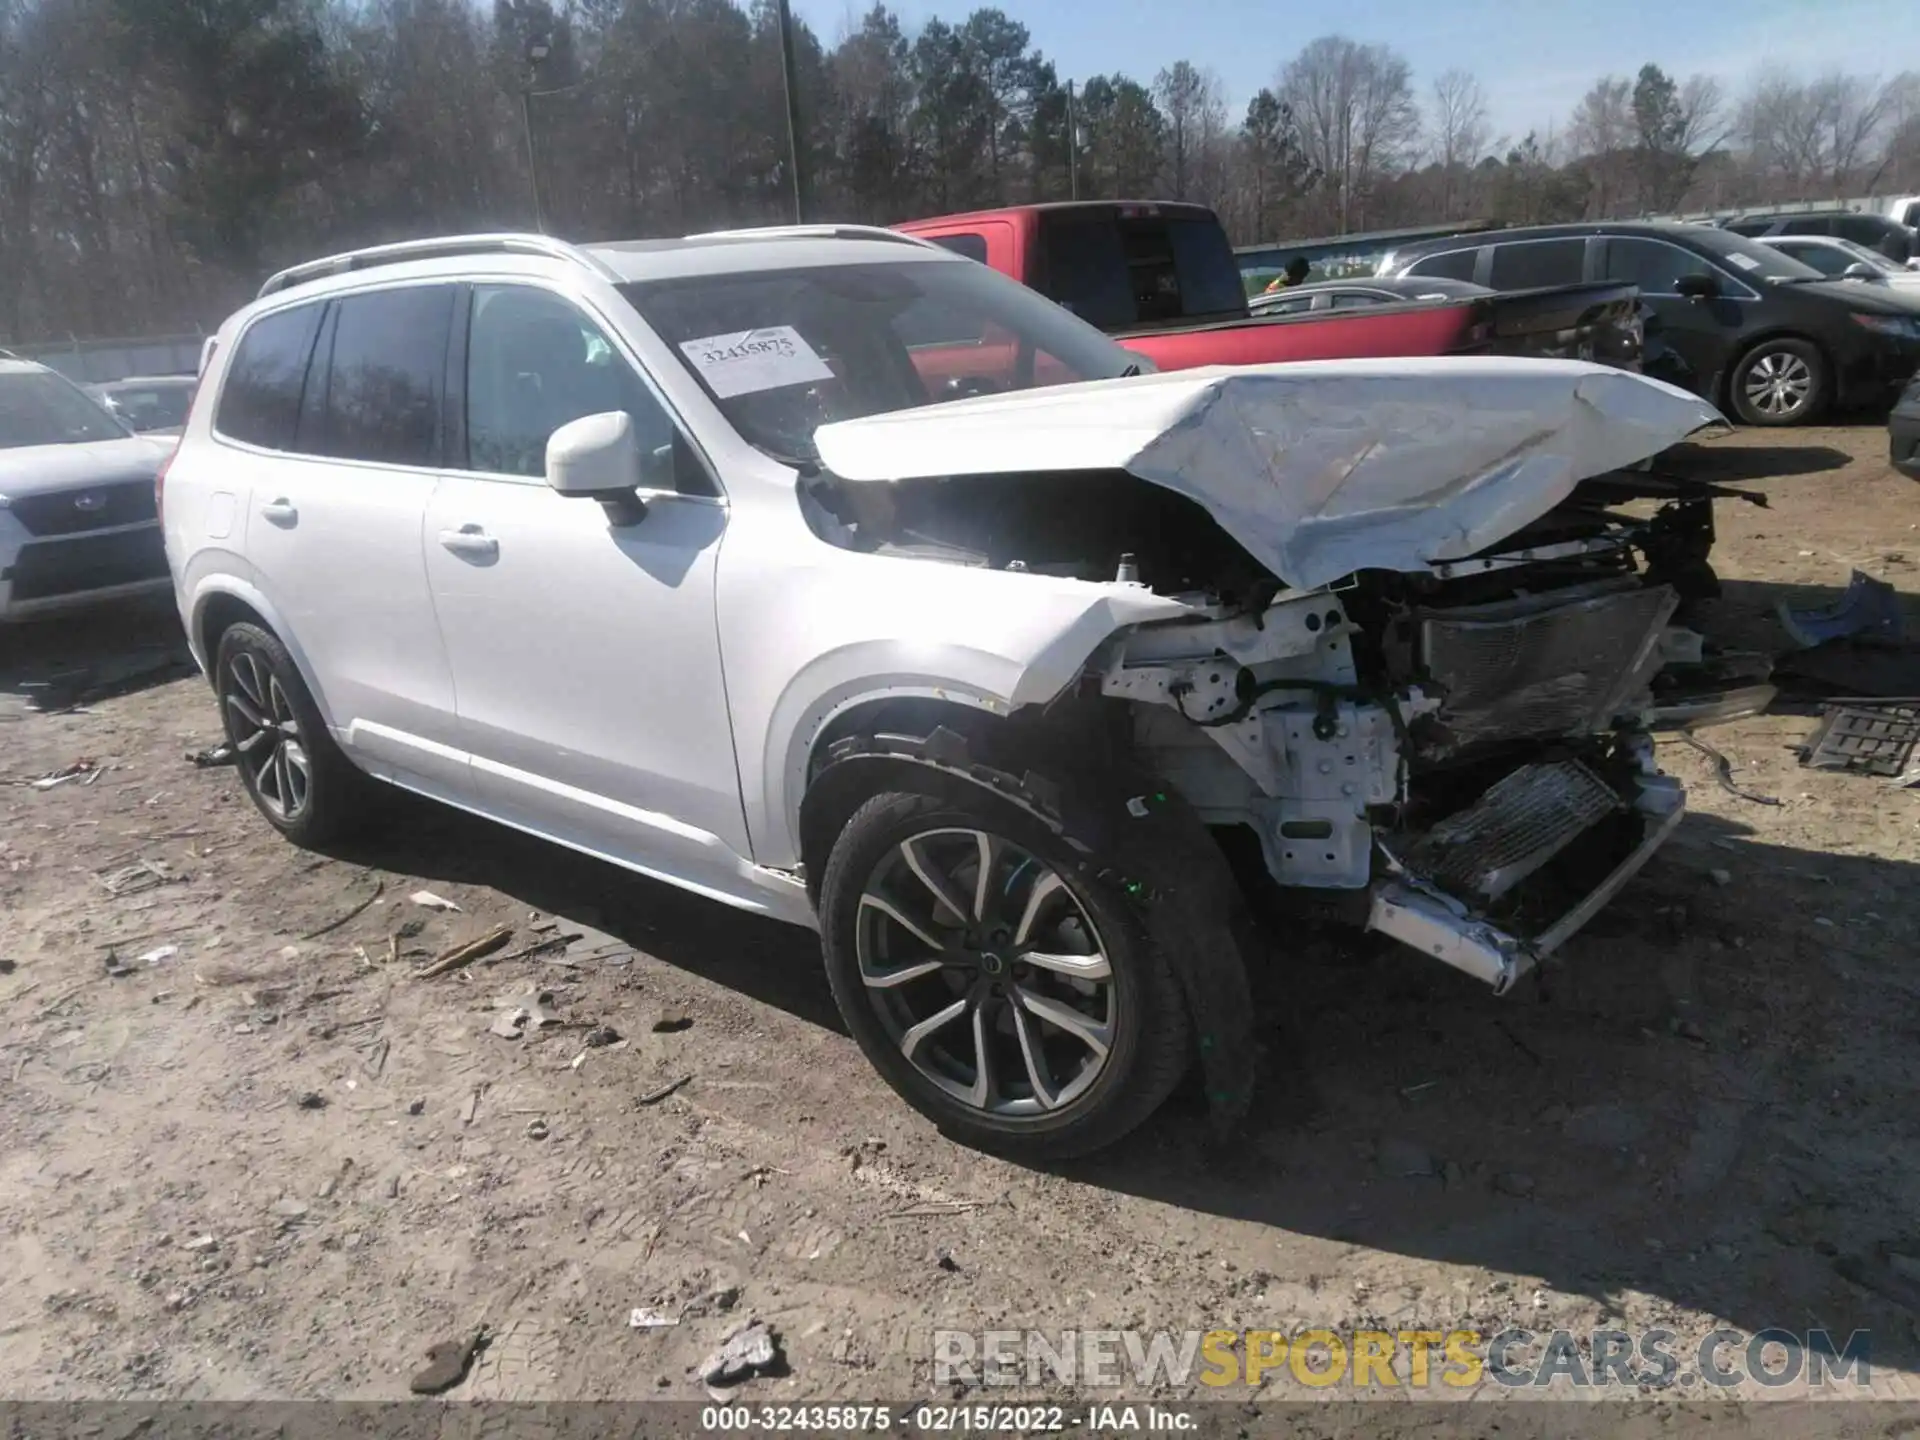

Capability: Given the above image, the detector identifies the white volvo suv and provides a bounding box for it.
[165,229,1728,1157]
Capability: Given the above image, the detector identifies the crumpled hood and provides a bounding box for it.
[0,435,174,501]
[814,357,1725,591]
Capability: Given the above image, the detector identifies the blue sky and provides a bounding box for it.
[792,0,1920,152]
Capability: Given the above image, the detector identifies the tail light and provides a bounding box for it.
[160,340,217,521]
[155,444,176,521]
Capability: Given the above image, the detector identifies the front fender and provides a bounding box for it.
[750,585,1197,869]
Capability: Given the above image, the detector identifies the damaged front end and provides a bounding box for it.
[813,359,1740,989]
[1096,568,1686,992]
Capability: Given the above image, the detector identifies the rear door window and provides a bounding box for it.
[303,286,454,467]
[1601,237,1718,295]
[1403,247,1480,282]
[216,303,324,450]
[1036,212,1244,327]
[927,233,988,264]
[1487,239,1586,289]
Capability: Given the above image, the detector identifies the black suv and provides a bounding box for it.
[1722,210,1915,265]
[1379,221,1920,426]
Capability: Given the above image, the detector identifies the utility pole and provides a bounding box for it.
[522,35,550,234]
[775,0,809,223]
[1067,80,1079,200]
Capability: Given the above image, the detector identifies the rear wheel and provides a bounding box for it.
[214,622,368,846]
[819,785,1189,1159]
[1728,337,1828,426]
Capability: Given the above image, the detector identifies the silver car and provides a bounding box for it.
[87,374,198,436]
[0,356,176,622]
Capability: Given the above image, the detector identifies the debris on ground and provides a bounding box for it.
[630,1307,680,1330]
[697,1320,782,1387]
[653,1013,692,1034]
[1675,731,1781,805]
[1797,701,1920,778]
[409,1328,488,1395]
[414,923,514,979]
[103,953,134,978]
[1777,569,1904,648]
[295,1091,327,1110]
[488,987,560,1039]
[583,1025,621,1048]
[407,1098,425,1116]
[298,877,386,940]
[136,945,178,966]
[638,1074,693,1106]
[1774,638,1920,698]
[271,1198,310,1221]
[185,743,236,769]
[407,890,462,912]
[181,1235,217,1253]
[14,758,102,790]
[525,1118,550,1141]
[96,859,172,896]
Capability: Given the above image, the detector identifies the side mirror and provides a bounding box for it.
[1673,273,1718,300]
[545,410,647,524]
[1842,262,1880,280]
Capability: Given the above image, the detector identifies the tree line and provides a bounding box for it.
[2,0,1918,344]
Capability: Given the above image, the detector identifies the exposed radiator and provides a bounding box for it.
[1401,759,1620,902]
[1418,580,1678,752]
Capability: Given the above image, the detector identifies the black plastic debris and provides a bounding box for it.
[1797,701,1920,778]
[1775,639,1920,700]
[1777,570,1904,648]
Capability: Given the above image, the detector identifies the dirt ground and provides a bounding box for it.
[4,422,1920,1410]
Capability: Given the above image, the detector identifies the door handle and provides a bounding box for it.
[438,525,499,560]
[260,499,297,525]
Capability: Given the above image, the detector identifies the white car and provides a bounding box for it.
[1755,234,1920,290]
[165,229,1724,1156]
[1,355,176,622]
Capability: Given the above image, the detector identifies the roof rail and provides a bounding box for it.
[257,233,617,299]
[681,223,945,252]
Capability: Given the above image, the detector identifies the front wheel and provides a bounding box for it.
[1728,337,1828,426]
[818,786,1189,1159]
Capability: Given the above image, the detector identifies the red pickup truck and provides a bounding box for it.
[897,200,1646,374]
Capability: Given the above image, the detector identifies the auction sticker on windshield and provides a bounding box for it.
[681,326,834,398]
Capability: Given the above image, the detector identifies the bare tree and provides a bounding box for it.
[1428,68,1488,219]
[1278,35,1419,233]
[1153,59,1223,201]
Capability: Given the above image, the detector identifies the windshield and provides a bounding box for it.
[1683,227,1825,283]
[1833,238,1901,273]
[0,370,132,449]
[622,258,1136,463]
[98,382,193,431]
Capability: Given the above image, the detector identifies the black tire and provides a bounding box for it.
[819,786,1189,1159]
[1728,337,1828,427]
[213,621,369,846]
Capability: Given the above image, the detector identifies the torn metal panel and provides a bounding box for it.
[814,357,1724,591]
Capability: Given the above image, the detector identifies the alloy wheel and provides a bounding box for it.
[224,650,312,821]
[854,827,1115,1118]
[1743,350,1813,419]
